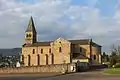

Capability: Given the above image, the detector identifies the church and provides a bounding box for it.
[21,17,102,66]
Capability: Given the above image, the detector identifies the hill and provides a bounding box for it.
[0,48,22,56]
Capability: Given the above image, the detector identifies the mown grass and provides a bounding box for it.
[104,68,120,74]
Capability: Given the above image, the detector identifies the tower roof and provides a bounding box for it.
[26,16,36,33]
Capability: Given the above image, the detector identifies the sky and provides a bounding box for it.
[0,0,120,52]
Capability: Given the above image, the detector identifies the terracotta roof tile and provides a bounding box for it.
[23,41,51,47]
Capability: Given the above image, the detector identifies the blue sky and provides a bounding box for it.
[0,0,120,52]
[96,0,118,16]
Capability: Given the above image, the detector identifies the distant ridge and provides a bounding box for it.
[0,48,22,56]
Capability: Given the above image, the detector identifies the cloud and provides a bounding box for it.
[0,0,119,52]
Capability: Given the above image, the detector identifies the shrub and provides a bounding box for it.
[114,63,120,68]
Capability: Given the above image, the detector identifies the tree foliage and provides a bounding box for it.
[111,44,120,55]
[109,44,120,67]
[110,51,117,67]
[102,52,109,63]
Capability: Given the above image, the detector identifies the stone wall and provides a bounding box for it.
[0,63,76,74]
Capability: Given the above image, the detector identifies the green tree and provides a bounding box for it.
[102,52,110,63]
[111,44,120,63]
[110,51,117,67]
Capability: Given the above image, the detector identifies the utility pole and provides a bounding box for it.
[89,38,92,65]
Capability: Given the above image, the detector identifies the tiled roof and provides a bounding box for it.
[69,39,101,47]
[69,39,89,45]
[35,42,51,46]
[23,41,51,47]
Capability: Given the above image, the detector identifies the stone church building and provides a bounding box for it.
[21,17,102,66]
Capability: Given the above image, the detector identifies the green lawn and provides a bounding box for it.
[104,68,120,74]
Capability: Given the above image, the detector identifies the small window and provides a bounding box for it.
[80,47,82,52]
[49,48,51,53]
[28,34,31,37]
[59,47,62,52]
[21,55,24,63]
[93,55,96,60]
[45,54,48,65]
[28,55,31,66]
[37,54,40,66]
[26,34,29,38]
[51,54,54,64]
[33,49,35,54]
[41,49,43,53]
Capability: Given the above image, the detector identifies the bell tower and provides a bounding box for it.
[25,16,37,44]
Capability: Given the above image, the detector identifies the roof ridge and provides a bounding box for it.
[37,41,52,43]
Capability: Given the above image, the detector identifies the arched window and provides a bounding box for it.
[26,34,29,38]
[21,55,24,63]
[93,55,96,60]
[28,34,31,37]
[51,54,54,64]
[49,48,51,53]
[33,49,35,54]
[45,54,48,65]
[59,47,62,52]
[80,47,82,52]
[37,54,40,66]
[41,49,43,53]
[28,55,31,66]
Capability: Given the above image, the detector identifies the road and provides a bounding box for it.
[0,70,120,80]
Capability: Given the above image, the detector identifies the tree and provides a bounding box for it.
[102,52,110,63]
[111,44,120,63]
[111,44,120,55]
[110,51,117,67]
[0,53,3,63]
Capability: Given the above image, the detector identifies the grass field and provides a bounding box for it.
[104,68,120,74]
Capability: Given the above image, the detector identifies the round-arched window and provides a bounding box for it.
[93,55,96,60]
[26,34,29,38]
[28,34,31,37]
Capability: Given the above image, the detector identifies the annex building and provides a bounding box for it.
[21,17,102,66]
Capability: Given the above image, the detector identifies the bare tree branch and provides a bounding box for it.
[111,44,120,55]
